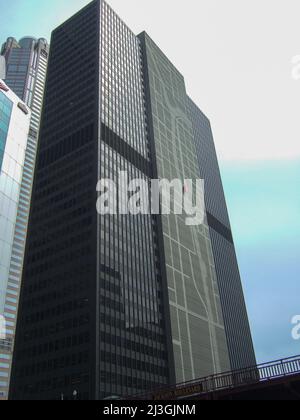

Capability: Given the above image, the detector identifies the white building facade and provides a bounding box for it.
[0,80,31,400]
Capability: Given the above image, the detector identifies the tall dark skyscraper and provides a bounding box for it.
[188,99,256,370]
[10,0,256,400]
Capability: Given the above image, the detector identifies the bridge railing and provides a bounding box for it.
[129,355,300,400]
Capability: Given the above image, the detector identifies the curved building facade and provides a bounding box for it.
[0,80,31,400]
[0,37,49,399]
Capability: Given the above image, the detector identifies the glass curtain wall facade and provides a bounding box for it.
[97,1,174,398]
[0,92,12,169]
[10,0,255,400]
[139,33,231,383]
[187,99,256,370]
[10,1,101,400]
[0,82,31,400]
[10,0,173,400]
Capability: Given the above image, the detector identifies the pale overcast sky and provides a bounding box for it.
[1,0,300,363]
[1,0,300,160]
[109,0,300,161]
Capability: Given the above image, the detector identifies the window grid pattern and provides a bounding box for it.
[188,97,256,371]
[98,143,169,397]
[141,33,231,383]
[9,0,98,400]
[98,1,170,398]
[187,99,231,228]
[100,1,148,159]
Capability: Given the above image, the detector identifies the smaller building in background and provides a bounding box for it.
[0,38,49,399]
[0,80,31,400]
[1,37,49,140]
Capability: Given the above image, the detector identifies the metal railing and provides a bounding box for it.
[130,355,300,400]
